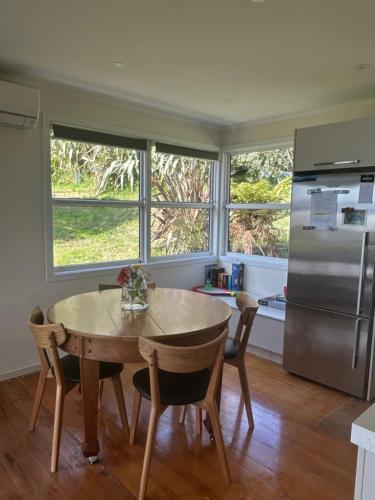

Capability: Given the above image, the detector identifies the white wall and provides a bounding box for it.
[0,85,219,380]
[222,97,375,150]
[219,259,287,298]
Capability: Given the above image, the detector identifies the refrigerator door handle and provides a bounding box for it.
[313,160,360,167]
[356,232,368,316]
[352,319,362,370]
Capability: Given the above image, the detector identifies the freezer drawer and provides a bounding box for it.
[283,303,371,397]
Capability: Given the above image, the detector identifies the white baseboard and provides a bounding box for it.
[247,345,283,365]
[0,362,41,382]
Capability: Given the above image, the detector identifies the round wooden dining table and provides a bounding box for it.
[47,287,232,460]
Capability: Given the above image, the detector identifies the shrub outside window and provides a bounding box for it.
[150,143,217,258]
[227,147,293,259]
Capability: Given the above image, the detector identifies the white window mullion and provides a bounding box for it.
[226,203,290,210]
[52,198,141,208]
[144,142,152,264]
[150,201,213,209]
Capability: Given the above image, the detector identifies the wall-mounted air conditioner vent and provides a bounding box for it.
[0,80,40,128]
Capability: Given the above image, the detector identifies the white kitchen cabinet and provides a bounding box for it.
[295,116,375,172]
[351,403,375,500]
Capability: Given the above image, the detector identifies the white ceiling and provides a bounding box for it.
[1,0,375,126]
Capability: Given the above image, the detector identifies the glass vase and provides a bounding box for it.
[121,281,149,311]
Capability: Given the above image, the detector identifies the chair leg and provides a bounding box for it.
[51,384,64,473]
[29,369,48,432]
[139,407,159,500]
[206,401,231,484]
[111,374,129,434]
[129,391,142,445]
[179,405,187,424]
[195,407,202,435]
[98,380,104,410]
[237,360,254,429]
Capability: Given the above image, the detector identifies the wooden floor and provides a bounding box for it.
[0,354,359,499]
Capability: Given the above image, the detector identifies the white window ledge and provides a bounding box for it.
[220,254,288,271]
[217,295,285,322]
[48,255,217,282]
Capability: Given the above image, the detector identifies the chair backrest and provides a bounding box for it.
[98,282,156,291]
[138,329,228,404]
[28,306,66,385]
[234,292,259,352]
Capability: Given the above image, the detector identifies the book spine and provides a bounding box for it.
[212,267,225,288]
[217,272,223,288]
[204,264,216,285]
[222,273,229,289]
[257,299,269,306]
[231,263,244,291]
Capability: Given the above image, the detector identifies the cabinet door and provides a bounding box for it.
[294,116,375,172]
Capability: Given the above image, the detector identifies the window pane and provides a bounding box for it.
[152,150,211,202]
[151,208,209,256]
[51,138,140,201]
[53,206,139,267]
[230,148,293,203]
[228,209,290,258]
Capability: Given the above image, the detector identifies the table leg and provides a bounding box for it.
[80,357,100,459]
[204,363,223,438]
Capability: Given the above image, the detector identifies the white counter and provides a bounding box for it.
[218,294,286,322]
[351,403,375,500]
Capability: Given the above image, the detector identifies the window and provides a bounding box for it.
[150,143,217,258]
[47,124,218,274]
[226,147,293,259]
[49,125,147,270]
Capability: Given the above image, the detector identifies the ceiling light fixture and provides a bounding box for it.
[112,61,125,68]
[251,0,267,3]
[224,98,235,103]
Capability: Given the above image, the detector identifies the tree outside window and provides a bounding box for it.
[228,147,293,259]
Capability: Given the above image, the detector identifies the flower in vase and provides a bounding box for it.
[117,265,150,288]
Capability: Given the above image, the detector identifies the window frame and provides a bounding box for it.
[43,116,219,280]
[148,147,216,261]
[222,143,293,267]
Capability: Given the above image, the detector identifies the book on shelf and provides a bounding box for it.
[204,264,217,285]
[203,263,243,291]
[212,267,225,287]
[257,294,286,310]
[231,263,244,291]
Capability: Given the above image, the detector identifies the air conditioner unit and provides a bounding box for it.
[0,80,40,128]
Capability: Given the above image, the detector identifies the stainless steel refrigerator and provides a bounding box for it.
[283,169,375,399]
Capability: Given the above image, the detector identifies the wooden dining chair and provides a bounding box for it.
[180,292,258,429]
[129,329,230,500]
[28,306,129,472]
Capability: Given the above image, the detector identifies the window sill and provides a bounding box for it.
[220,253,288,271]
[47,255,217,282]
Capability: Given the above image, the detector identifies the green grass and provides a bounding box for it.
[53,205,139,267]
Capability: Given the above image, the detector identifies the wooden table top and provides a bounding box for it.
[47,287,232,341]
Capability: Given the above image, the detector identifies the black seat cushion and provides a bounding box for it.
[224,338,240,360]
[133,367,211,405]
[60,355,123,383]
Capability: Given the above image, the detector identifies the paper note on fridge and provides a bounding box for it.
[358,174,374,204]
[310,190,338,230]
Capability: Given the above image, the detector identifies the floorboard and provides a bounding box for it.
[0,354,359,499]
